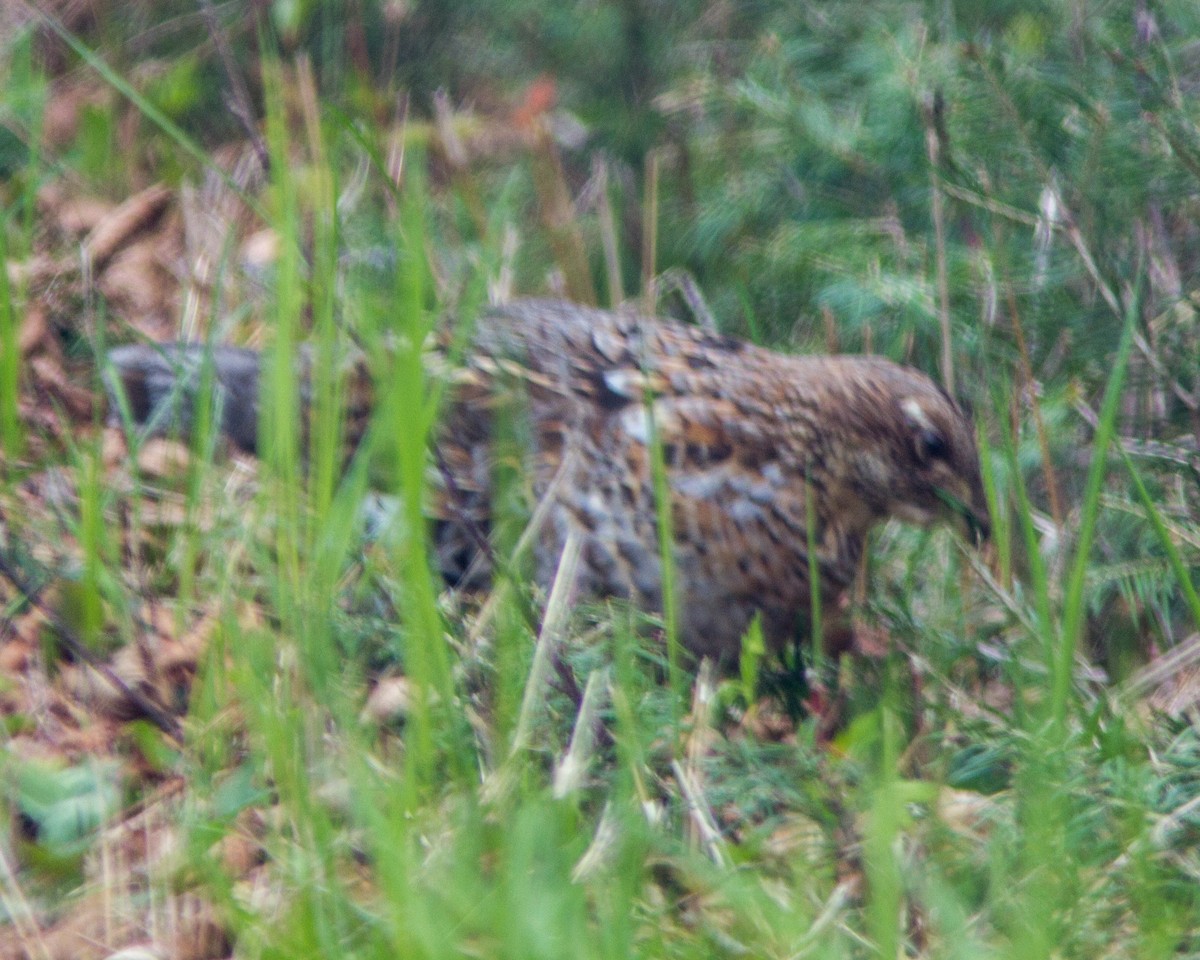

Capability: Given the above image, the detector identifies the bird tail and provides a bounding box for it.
[104,343,264,453]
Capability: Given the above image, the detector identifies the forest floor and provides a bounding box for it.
[4,9,1200,960]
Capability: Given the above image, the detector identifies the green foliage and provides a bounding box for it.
[5,1,1200,958]
[8,756,122,881]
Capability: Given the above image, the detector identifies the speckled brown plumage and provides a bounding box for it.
[434,299,989,663]
[106,298,990,664]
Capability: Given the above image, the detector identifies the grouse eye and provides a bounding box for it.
[919,428,949,461]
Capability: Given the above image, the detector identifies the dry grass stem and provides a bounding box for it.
[511,527,581,754]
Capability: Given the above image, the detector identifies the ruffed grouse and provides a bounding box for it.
[106,299,990,663]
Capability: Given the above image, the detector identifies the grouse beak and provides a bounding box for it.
[965,507,990,547]
[936,487,991,547]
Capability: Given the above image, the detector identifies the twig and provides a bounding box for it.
[0,548,185,744]
[922,90,955,395]
[940,183,1040,227]
[1124,632,1200,700]
[198,0,270,173]
[671,758,728,867]
[787,880,857,959]
[655,268,718,333]
[549,644,585,711]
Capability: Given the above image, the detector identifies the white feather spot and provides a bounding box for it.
[603,369,641,399]
[901,397,932,430]
[619,406,652,444]
[673,472,725,500]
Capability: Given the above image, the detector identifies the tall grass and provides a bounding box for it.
[0,215,20,462]
[190,101,1186,959]
[4,8,1200,960]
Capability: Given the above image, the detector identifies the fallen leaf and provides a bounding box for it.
[83,184,173,270]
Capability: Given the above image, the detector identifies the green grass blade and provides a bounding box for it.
[645,387,684,729]
[1004,403,1054,664]
[1055,279,1140,732]
[1118,448,1200,631]
[0,215,21,461]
